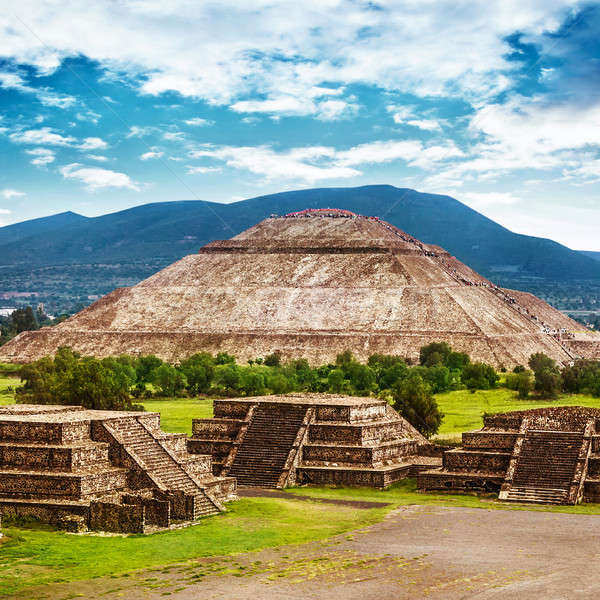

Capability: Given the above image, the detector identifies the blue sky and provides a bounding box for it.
[1,1,599,249]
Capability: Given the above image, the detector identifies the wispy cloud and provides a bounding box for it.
[60,164,139,191]
[78,137,108,151]
[1,189,25,200]
[0,70,76,108]
[9,127,75,146]
[26,147,56,167]
[186,166,222,174]
[189,139,463,183]
[140,150,164,160]
[184,118,214,127]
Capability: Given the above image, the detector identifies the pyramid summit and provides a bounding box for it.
[1,208,599,366]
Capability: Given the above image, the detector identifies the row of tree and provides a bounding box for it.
[16,344,600,438]
[505,353,600,399]
[0,305,68,346]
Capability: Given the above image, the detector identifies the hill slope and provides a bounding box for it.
[581,251,600,262]
[0,186,598,283]
[0,211,88,247]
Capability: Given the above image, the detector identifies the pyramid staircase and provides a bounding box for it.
[503,429,585,504]
[227,403,309,488]
[102,418,221,517]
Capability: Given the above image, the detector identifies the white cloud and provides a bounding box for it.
[184,117,214,126]
[1,189,25,200]
[140,151,164,160]
[78,137,108,150]
[87,154,108,161]
[315,99,358,121]
[76,111,101,124]
[60,163,139,191]
[406,119,442,131]
[186,166,222,174]
[127,125,155,138]
[189,138,463,183]
[0,208,11,214]
[0,2,581,122]
[425,95,600,185]
[9,127,75,146]
[0,70,76,108]
[25,147,56,166]
[163,131,184,141]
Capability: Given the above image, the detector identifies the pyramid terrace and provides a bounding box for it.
[188,394,441,489]
[418,406,600,505]
[0,404,236,533]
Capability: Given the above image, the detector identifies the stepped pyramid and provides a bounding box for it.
[1,208,598,367]
[418,406,600,505]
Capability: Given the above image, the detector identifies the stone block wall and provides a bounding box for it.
[89,500,145,534]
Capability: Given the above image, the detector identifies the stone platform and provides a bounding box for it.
[0,405,236,533]
[418,406,600,505]
[188,393,441,489]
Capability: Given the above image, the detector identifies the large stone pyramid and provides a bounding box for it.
[2,209,599,366]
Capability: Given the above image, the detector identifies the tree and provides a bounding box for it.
[214,363,241,394]
[239,369,266,395]
[534,368,562,399]
[392,374,443,438]
[327,369,345,393]
[268,373,293,394]
[445,351,470,370]
[462,362,498,390]
[419,342,452,367]
[507,371,534,398]
[151,364,187,397]
[9,306,39,335]
[17,348,137,410]
[135,355,164,383]
[346,362,376,395]
[263,351,282,367]
[528,353,557,375]
[215,352,236,365]
[179,353,215,395]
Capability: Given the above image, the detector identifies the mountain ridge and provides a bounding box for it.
[0,185,598,282]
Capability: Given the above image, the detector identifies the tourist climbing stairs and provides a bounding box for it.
[103,418,220,517]
[228,403,309,487]
[505,429,585,504]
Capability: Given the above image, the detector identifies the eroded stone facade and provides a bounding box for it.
[188,393,441,489]
[418,406,600,505]
[0,405,236,533]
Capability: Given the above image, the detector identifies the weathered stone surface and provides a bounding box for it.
[2,209,597,367]
[418,406,600,505]
[189,393,439,489]
[0,405,235,532]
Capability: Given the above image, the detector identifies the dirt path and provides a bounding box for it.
[12,505,600,600]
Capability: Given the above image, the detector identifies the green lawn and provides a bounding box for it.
[0,497,386,596]
[286,478,600,515]
[434,387,600,441]
[142,397,213,434]
[0,375,17,406]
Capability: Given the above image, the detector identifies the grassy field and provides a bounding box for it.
[2,381,600,595]
[0,375,17,406]
[0,497,387,596]
[286,478,600,515]
[435,388,600,441]
[142,397,212,434]
[5,479,600,596]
